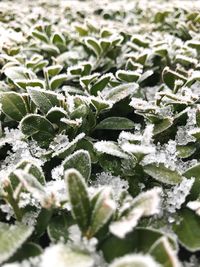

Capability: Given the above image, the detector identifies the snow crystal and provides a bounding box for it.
[22,210,40,227]
[51,165,64,180]
[45,180,67,207]
[165,177,194,214]
[49,134,69,152]
[92,172,128,201]
[0,204,14,220]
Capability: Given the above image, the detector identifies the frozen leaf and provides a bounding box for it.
[0,92,28,121]
[20,114,55,147]
[173,209,200,252]
[149,237,181,267]
[110,188,161,238]
[90,73,113,96]
[131,187,161,216]
[116,70,140,83]
[65,169,90,233]
[103,83,138,103]
[62,150,91,181]
[95,117,134,130]
[47,214,69,243]
[0,222,33,264]
[40,244,94,267]
[109,254,160,267]
[52,133,85,158]
[162,67,187,89]
[109,209,143,239]
[45,65,63,77]
[50,74,68,90]
[27,88,62,114]
[94,141,129,159]
[143,163,183,185]
[88,187,116,237]
[85,37,102,57]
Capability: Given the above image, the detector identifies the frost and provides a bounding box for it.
[109,254,160,267]
[92,172,128,202]
[187,200,200,216]
[94,141,129,159]
[22,210,40,227]
[165,177,195,214]
[49,135,69,152]
[51,165,64,181]
[45,180,67,207]
[175,107,197,145]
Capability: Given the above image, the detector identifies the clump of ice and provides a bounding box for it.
[164,177,194,214]
[92,172,128,202]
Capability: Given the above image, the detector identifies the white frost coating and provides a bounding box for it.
[121,143,155,155]
[187,201,200,216]
[49,134,69,152]
[165,177,195,214]
[109,254,160,267]
[40,244,94,267]
[109,209,143,238]
[45,180,67,206]
[132,187,162,216]
[51,165,64,180]
[175,107,197,146]
[94,141,129,159]
[93,172,128,201]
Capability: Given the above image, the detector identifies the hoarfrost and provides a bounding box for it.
[164,177,194,214]
[92,172,128,201]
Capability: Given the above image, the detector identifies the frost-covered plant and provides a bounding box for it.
[2,0,200,266]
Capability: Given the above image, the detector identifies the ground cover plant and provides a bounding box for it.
[2,0,200,266]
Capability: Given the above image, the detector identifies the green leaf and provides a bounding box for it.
[85,37,102,57]
[0,222,33,264]
[173,209,200,252]
[20,114,55,147]
[95,117,134,130]
[0,92,28,121]
[90,74,113,96]
[110,188,161,238]
[40,244,94,267]
[50,74,68,90]
[62,150,91,181]
[10,242,42,262]
[94,141,129,159]
[109,254,159,267]
[19,160,45,184]
[52,32,65,45]
[52,133,85,158]
[4,66,35,81]
[153,118,173,136]
[27,87,62,114]
[45,65,63,77]
[14,79,45,90]
[162,67,187,89]
[183,163,200,200]
[88,188,116,237]
[143,163,183,185]
[177,144,196,159]
[149,237,180,267]
[46,107,68,125]
[47,214,69,243]
[103,83,138,103]
[116,70,140,83]
[65,169,90,233]
[32,30,49,43]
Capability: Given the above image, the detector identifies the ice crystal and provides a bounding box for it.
[51,165,64,181]
[92,172,128,201]
[165,177,194,214]
[49,134,69,152]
